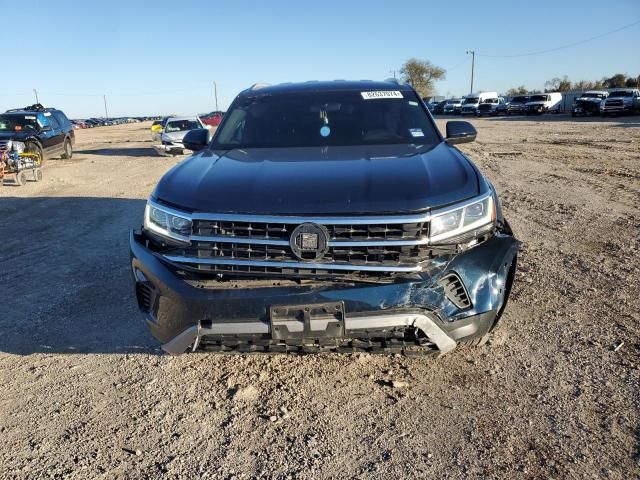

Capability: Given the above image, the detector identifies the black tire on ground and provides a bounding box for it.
[571,112,576,117]
[459,334,491,348]
[61,139,73,159]
[16,171,27,186]
[33,168,43,182]
[26,143,44,165]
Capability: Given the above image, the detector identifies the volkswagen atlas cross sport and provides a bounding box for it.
[130,80,519,355]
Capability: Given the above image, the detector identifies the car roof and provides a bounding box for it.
[2,110,50,115]
[239,80,413,95]
[166,116,200,122]
[582,90,608,94]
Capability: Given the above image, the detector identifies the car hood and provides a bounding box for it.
[153,143,481,215]
[606,97,632,104]
[0,131,32,141]
[161,131,190,142]
[577,98,603,103]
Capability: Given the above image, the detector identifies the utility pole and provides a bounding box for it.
[33,89,39,104]
[103,94,109,119]
[466,50,475,93]
[389,70,398,80]
[213,81,219,112]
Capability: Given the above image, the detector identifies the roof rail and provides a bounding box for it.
[249,83,271,90]
[5,104,54,113]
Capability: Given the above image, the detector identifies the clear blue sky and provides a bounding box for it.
[2,0,638,118]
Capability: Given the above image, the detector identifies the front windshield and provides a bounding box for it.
[0,114,40,132]
[165,120,200,132]
[608,91,633,98]
[511,96,528,103]
[447,99,460,104]
[481,99,497,104]
[529,95,549,102]
[212,89,440,149]
[463,97,479,104]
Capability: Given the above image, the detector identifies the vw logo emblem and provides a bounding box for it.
[290,223,329,261]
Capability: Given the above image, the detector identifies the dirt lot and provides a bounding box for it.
[1,116,638,479]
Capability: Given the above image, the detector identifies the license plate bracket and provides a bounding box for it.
[270,302,345,340]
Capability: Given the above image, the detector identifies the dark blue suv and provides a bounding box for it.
[0,104,75,161]
[130,80,519,356]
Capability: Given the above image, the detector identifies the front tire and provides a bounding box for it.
[26,143,44,165]
[61,139,73,159]
[16,171,27,186]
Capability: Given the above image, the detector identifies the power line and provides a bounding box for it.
[477,19,640,58]
[444,56,469,72]
[3,85,215,98]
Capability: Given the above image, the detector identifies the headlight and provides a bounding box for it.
[144,201,192,242]
[11,141,25,153]
[429,194,495,244]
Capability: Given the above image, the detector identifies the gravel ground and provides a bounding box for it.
[0,116,638,479]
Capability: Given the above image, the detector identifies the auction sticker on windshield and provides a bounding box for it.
[361,91,404,100]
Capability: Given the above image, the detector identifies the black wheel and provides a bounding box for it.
[571,112,576,117]
[16,171,27,186]
[61,138,73,159]
[459,334,491,348]
[33,168,43,182]
[25,143,44,165]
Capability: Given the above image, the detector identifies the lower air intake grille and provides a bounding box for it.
[438,273,471,309]
[136,283,153,313]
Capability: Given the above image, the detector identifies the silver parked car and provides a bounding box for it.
[153,116,207,156]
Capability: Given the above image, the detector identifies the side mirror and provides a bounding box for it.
[445,121,477,145]
[183,128,209,152]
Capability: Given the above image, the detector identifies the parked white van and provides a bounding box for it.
[525,92,563,114]
[460,92,499,115]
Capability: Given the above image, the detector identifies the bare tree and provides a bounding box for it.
[506,86,528,96]
[545,76,571,92]
[400,58,446,98]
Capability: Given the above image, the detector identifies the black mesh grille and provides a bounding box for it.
[438,273,471,309]
[135,283,153,313]
[176,241,429,266]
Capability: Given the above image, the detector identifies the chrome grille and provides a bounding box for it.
[192,219,425,241]
[164,213,432,275]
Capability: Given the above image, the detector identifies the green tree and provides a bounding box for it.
[625,76,639,88]
[400,58,446,98]
[604,73,628,88]
[506,86,528,96]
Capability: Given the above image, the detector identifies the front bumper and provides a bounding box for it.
[601,104,632,113]
[152,143,190,156]
[130,230,519,355]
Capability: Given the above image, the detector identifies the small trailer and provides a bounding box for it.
[0,141,42,186]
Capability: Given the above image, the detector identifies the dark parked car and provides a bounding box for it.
[0,104,75,161]
[572,91,608,117]
[130,80,519,355]
[432,100,447,115]
[506,95,530,115]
